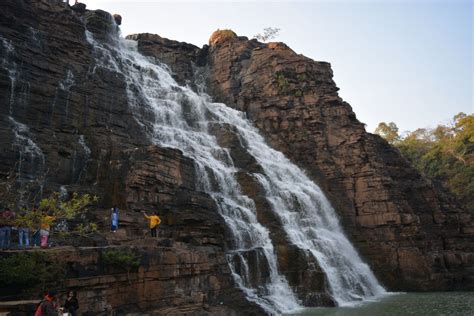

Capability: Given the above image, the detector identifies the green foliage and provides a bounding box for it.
[374,122,400,144]
[275,72,289,92]
[75,223,98,236]
[0,252,64,291]
[376,113,474,211]
[102,249,141,270]
[296,73,307,81]
[15,192,98,234]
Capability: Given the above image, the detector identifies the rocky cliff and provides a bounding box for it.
[129,31,474,291]
[201,34,474,291]
[0,1,259,314]
[0,0,473,315]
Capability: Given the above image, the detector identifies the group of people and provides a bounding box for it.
[110,206,162,237]
[35,290,79,316]
[0,207,55,250]
[0,205,163,251]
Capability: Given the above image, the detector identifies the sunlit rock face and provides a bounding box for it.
[0,0,473,315]
[133,24,474,292]
[202,35,474,291]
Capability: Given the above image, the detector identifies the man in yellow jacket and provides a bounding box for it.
[143,211,161,237]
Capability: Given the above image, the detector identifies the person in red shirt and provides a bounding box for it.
[35,290,60,316]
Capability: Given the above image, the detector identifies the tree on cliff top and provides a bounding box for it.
[254,27,281,42]
[374,122,400,144]
[375,113,474,211]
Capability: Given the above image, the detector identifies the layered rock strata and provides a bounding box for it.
[130,30,474,291]
[202,35,474,291]
[0,1,259,314]
[0,1,473,316]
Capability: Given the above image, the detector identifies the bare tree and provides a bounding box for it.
[254,27,281,42]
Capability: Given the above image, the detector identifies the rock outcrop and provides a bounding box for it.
[0,1,260,314]
[0,0,473,314]
[131,29,474,291]
[202,36,474,291]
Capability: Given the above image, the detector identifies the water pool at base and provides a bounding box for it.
[291,292,474,316]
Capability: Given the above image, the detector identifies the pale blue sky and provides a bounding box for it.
[85,0,473,133]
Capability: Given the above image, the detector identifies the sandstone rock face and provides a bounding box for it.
[1,0,473,315]
[126,33,203,86]
[113,14,122,26]
[56,145,261,315]
[203,37,474,291]
[0,1,260,314]
[0,0,147,207]
[131,31,474,292]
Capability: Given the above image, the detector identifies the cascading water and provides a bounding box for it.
[1,36,17,116]
[85,25,386,313]
[1,35,46,205]
[75,134,91,183]
[86,29,301,315]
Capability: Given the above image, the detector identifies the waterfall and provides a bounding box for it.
[0,36,17,116]
[75,134,91,183]
[85,28,386,313]
[1,35,46,206]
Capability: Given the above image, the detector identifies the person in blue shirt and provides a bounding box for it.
[111,206,119,232]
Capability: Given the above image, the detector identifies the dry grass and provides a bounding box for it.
[209,29,237,45]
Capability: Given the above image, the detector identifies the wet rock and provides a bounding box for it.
[203,33,474,291]
[85,9,117,42]
[0,1,261,314]
[71,3,86,13]
[127,33,200,86]
[113,14,122,25]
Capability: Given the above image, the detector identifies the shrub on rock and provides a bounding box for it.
[209,29,237,46]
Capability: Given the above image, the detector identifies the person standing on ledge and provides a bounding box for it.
[63,290,79,316]
[0,208,16,250]
[40,212,55,248]
[110,206,119,233]
[142,211,161,238]
[17,209,30,249]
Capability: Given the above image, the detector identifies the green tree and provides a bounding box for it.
[0,252,64,295]
[15,192,98,234]
[386,113,474,211]
[102,249,141,283]
[374,122,400,144]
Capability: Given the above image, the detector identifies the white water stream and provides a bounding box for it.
[85,26,386,314]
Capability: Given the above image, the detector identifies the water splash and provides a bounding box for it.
[74,134,91,183]
[59,185,69,200]
[0,36,18,116]
[1,35,46,206]
[50,69,75,123]
[28,27,42,49]
[9,117,46,178]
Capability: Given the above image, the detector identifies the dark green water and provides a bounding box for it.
[292,292,474,316]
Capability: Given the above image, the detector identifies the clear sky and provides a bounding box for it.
[84,0,473,133]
